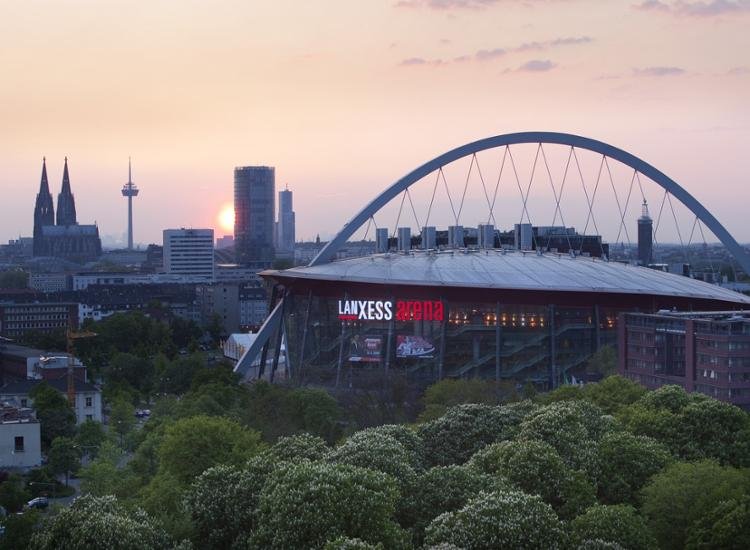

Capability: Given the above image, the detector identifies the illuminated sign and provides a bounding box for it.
[338,299,444,322]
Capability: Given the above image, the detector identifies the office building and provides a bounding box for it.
[276,187,296,257]
[234,166,275,267]
[619,310,750,410]
[638,200,653,266]
[163,229,215,281]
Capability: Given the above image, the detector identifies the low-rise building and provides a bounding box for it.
[0,342,87,383]
[0,405,41,470]
[618,310,750,410]
[0,378,103,424]
[0,302,78,338]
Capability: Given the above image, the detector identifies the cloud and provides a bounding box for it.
[518,59,556,72]
[515,36,592,52]
[634,66,686,76]
[633,0,750,17]
[399,57,445,66]
[394,0,500,9]
[475,48,506,61]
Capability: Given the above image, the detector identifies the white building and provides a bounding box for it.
[163,228,215,281]
[0,379,103,425]
[0,409,41,470]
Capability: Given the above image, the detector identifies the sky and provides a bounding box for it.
[1,0,749,247]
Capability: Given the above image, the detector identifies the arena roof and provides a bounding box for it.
[264,250,750,305]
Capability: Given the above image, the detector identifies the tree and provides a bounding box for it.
[468,439,596,520]
[268,433,329,462]
[400,465,501,544]
[418,378,506,422]
[360,424,425,471]
[0,269,28,289]
[106,353,155,396]
[158,415,264,485]
[596,431,672,505]
[328,431,416,485]
[47,436,81,486]
[184,464,268,549]
[418,404,524,466]
[686,495,750,550]
[29,494,171,550]
[641,460,750,550]
[0,474,31,513]
[677,398,750,466]
[109,398,136,448]
[29,382,76,448]
[424,489,567,549]
[76,419,107,459]
[252,461,408,549]
[324,538,383,550]
[581,375,646,415]
[570,504,657,550]
[0,509,39,550]
[585,345,617,376]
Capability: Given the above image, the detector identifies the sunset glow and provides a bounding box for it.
[218,204,235,234]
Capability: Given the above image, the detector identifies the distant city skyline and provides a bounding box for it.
[1,1,749,244]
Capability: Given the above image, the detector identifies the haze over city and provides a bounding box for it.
[2,0,749,245]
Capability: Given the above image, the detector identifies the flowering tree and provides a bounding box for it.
[268,433,329,461]
[424,489,567,549]
[251,461,409,549]
[570,504,657,550]
[29,494,171,550]
[328,430,417,485]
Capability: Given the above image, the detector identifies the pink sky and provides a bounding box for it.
[1,0,749,246]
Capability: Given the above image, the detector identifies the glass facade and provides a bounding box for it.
[277,293,621,390]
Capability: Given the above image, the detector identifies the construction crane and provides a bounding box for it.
[66,329,96,406]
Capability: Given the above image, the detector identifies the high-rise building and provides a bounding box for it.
[275,186,295,257]
[32,158,101,262]
[121,158,139,250]
[638,200,653,266]
[234,166,275,267]
[163,228,215,281]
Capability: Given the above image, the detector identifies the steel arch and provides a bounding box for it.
[310,131,750,273]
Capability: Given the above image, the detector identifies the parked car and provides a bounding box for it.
[27,497,49,510]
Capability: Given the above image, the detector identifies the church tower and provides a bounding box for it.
[56,157,77,226]
[33,158,55,255]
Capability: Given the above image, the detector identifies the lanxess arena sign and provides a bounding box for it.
[338,299,444,322]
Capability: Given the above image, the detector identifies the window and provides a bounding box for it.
[14,436,24,453]
[85,397,93,408]
[86,414,93,421]
[20,398,27,407]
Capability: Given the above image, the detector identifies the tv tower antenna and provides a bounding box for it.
[121,157,139,250]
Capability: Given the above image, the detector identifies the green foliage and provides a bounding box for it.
[17,328,67,352]
[641,460,750,550]
[571,504,657,550]
[468,439,596,520]
[0,269,28,288]
[47,436,81,486]
[686,495,750,550]
[0,509,39,550]
[518,400,612,479]
[328,430,417,486]
[400,465,501,544]
[359,424,425,471]
[184,464,267,550]
[596,431,673,505]
[418,404,524,466]
[107,352,155,396]
[242,381,342,443]
[252,461,409,549]
[29,382,76,448]
[581,375,646,415]
[323,537,383,550]
[76,419,107,458]
[268,433,329,462]
[0,474,31,513]
[418,378,507,422]
[158,415,264,485]
[424,489,567,549]
[138,472,194,542]
[109,398,136,446]
[29,494,171,550]
[585,345,617,376]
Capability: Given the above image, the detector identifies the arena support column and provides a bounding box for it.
[495,302,501,382]
[548,304,557,389]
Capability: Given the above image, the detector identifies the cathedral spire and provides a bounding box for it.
[56,156,77,226]
[33,157,55,255]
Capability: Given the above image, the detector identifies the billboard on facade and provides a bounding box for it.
[349,335,383,363]
[396,335,435,359]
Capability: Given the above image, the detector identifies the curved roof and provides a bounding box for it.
[264,250,750,305]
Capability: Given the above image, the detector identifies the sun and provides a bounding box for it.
[218,204,235,233]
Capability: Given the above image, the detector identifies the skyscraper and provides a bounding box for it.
[121,158,139,250]
[163,228,215,281]
[275,186,295,257]
[638,199,653,266]
[234,166,275,266]
[56,157,77,226]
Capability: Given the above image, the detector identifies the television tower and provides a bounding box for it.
[121,158,139,250]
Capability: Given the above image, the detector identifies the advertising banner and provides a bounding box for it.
[396,335,435,359]
[349,335,382,362]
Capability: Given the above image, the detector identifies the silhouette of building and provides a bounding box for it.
[121,158,139,250]
[638,200,653,266]
[32,158,101,263]
[234,166,275,267]
[275,186,295,257]
[163,228,215,281]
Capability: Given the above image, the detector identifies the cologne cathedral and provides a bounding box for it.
[32,158,102,262]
